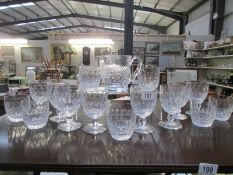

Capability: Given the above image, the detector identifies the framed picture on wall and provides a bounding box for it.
[94,47,111,57]
[145,42,160,55]
[1,46,14,57]
[21,47,43,63]
[161,41,183,55]
[144,56,159,66]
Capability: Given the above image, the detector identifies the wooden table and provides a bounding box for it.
[0,100,233,174]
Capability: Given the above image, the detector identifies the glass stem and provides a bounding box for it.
[140,118,147,128]
[167,114,174,124]
[92,119,98,128]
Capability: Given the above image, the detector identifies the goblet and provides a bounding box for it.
[130,85,157,134]
[78,66,101,90]
[55,83,81,132]
[174,82,189,120]
[29,80,52,105]
[81,87,108,135]
[188,81,209,109]
[138,64,160,91]
[159,84,185,130]
[49,84,66,123]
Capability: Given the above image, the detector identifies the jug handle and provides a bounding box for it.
[129,56,142,82]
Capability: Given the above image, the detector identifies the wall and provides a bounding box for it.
[221,0,233,38]
[185,0,211,35]
[0,34,186,76]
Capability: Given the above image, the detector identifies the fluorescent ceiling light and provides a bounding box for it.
[0,6,8,10]
[22,2,35,6]
[0,39,28,45]
[0,2,35,10]
[104,26,124,31]
[69,39,114,45]
[15,19,57,26]
[40,25,65,30]
[9,4,22,8]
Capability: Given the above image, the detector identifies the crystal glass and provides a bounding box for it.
[29,80,52,105]
[81,87,108,135]
[21,99,50,130]
[138,65,160,91]
[49,84,66,123]
[159,84,185,130]
[101,55,140,92]
[4,94,30,122]
[191,97,215,127]
[185,81,209,115]
[174,82,189,120]
[54,83,81,132]
[78,66,101,90]
[212,96,233,121]
[130,85,157,134]
[108,102,135,141]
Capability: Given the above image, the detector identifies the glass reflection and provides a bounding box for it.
[8,123,27,145]
[106,133,134,164]
[24,127,52,159]
[133,134,156,164]
[80,133,108,164]
[57,132,81,163]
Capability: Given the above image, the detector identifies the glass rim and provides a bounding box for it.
[4,94,30,100]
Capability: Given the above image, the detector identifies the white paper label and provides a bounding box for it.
[141,92,154,100]
[198,163,218,175]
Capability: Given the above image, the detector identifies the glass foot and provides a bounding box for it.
[134,123,155,134]
[58,121,81,132]
[175,114,188,120]
[83,122,107,135]
[185,110,191,115]
[159,120,182,130]
[49,115,66,123]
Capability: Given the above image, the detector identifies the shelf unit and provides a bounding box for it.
[207,81,233,90]
[185,43,233,93]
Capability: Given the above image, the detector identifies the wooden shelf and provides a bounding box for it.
[208,81,233,90]
[185,55,233,59]
[186,66,233,70]
[184,44,233,51]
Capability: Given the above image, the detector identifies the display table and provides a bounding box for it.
[0,100,233,174]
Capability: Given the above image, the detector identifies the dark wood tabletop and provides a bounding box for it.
[0,100,233,174]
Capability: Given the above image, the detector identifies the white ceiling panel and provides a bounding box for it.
[145,13,164,24]
[158,17,175,26]
[36,1,60,16]
[25,5,48,17]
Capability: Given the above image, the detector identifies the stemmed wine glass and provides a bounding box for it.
[130,85,157,134]
[29,80,52,106]
[188,81,209,112]
[81,87,108,135]
[55,83,81,132]
[138,65,160,91]
[159,84,185,130]
[174,82,189,120]
[49,84,66,123]
[78,66,101,90]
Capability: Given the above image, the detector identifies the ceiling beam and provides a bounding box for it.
[0,0,44,6]
[70,0,184,20]
[12,24,127,34]
[0,14,166,33]
[0,0,185,21]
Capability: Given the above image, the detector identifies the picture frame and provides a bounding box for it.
[161,41,183,55]
[51,44,66,61]
[94,47,111,57]
[1,46,14,57]
[144,55,159,66]
[145,42,160,55]
[21,47,43,63]
[133,47,145,60]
